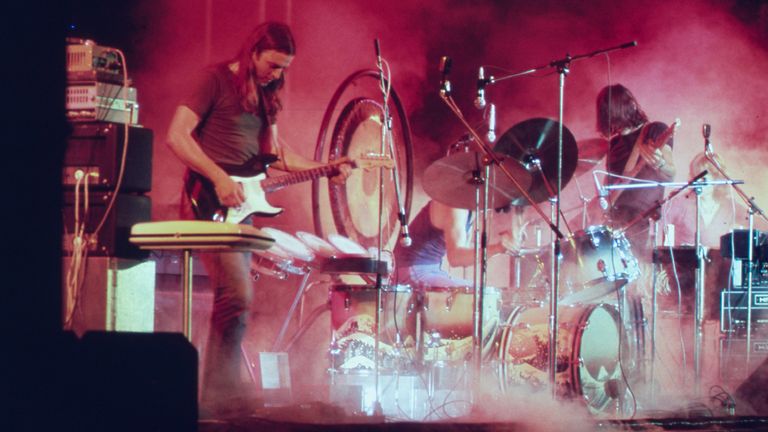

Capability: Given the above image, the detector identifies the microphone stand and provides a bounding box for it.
[604,172,744,393]
[704,150,768,376]
[439,74,546,403]
[484,40,637,395]
[370,38,410,417]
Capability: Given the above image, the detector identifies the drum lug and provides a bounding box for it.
[344,293,351,310]
[445,292,456,311]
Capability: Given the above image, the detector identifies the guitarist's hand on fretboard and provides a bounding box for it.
[329,158,353,185]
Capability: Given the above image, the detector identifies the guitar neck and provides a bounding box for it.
[260,164,341,193]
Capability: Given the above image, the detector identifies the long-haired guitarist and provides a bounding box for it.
[597,84,677,244]
[166,21,350,418]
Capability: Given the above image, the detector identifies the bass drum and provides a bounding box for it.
[498,303,628,417]
[421,286,501,364]
[329,284,418,373]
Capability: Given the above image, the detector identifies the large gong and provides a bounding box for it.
[312,69,414,250]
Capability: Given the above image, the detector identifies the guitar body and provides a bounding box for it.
[184,154,393,224]
[185,171,283,224]
[227,174,283,222]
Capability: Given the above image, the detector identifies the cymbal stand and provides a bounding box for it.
[602,171,745,391]
[704,148,768,377]
[483,40,637,396]
[439,62,541,400]
[692,182,707,394]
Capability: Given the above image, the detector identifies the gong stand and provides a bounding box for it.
[481,40,638,395]
[704,149,768,379]
[602,171,743,394]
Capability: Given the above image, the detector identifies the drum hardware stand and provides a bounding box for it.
[692,182,706,395]
[480,40,637,397]
[272,269,315,351]
[572,176,592,230]
[439,59,546,407]
[603,170,747,394]
[649,219,659,401]
[704,137,768,379]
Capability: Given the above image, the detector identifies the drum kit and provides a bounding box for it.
[244,105,652,418]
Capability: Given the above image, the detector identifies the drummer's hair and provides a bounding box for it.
[596,84,648,138]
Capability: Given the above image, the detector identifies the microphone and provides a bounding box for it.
[374,38,382,67]
[398,214,412,247]
[594,171,609,210]
[474,66,487,109]
[486,103,496,142]
[439,56,452,96]
[703,123,713,155]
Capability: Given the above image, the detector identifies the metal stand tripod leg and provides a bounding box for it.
[273,270,313,352]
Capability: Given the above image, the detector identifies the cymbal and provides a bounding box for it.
[422,151,532,210]
[574,138,609,176]
[578,138,609,161]
[494,118,578,205]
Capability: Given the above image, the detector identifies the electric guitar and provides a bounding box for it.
[186,155,394,224]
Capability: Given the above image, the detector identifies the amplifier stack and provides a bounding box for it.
[63,39,154,333]
[718,230,768,334]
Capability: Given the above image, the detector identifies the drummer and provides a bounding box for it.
[596,84,677,256]
[393,199,514,289]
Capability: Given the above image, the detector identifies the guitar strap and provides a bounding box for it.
[609,124,651,207]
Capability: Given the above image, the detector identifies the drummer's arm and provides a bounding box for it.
[431,201,505,268]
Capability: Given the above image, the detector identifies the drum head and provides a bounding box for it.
[261,227,315,262]
[296,231,339,258]
[328,233,370,256]
[499,304,624,417]
[575,304,622,415]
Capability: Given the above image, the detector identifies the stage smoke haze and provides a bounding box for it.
[66,0,768,425]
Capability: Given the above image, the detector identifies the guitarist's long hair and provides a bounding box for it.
[596,84,649,139]
[233,22,296,124]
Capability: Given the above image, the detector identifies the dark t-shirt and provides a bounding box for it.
[394,202,473,269]
[394,203,446,268]
[182,63,268,169]
[606,121,673,227]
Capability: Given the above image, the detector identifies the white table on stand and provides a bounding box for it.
[130,220,274,340]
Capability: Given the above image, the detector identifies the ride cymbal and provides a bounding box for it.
[494,118,578,205]
[422,151,532,210]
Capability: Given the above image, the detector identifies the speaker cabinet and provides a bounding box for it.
[62,257,155,336]
[735,353,768,415]
[63,121,153,193]
[62,191,151,259]
[76,331,198,431]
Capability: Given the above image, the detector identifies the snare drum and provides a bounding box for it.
[498,303,624,416]
[251,227,315,279]
[329,284,417,372]
[559,225,640,304]
[421,286,501,363]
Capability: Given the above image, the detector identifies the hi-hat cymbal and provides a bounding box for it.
[494,118,578,205]
[422,151,532,210]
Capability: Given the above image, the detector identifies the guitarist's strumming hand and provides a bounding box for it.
[214,173,246,208]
